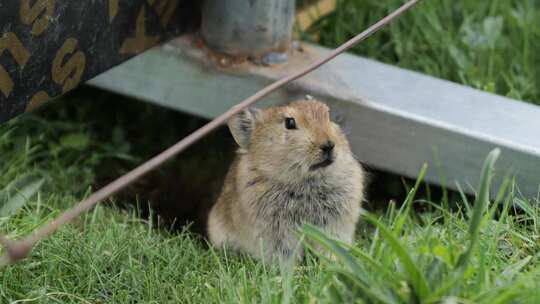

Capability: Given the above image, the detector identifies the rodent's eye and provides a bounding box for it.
[285,117,297,130]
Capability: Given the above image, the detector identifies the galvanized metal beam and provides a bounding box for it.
[88,36,540,198]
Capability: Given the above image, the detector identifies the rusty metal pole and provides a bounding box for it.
[201,0,295,64]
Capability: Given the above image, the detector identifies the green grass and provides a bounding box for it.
[305,0,540,104]
[1,89,539,303]
[2,1,540,301]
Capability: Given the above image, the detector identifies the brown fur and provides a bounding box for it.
[207,99,365,261]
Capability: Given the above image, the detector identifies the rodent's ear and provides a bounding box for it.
[228,108,260,149]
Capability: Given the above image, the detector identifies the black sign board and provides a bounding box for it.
[0,0,200,123]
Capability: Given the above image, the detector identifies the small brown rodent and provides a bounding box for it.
[207,99,365,261]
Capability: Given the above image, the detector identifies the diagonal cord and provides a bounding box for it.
[0,0,421,266]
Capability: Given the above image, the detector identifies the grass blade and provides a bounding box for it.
[494,255,532,287]
[365,214,431,300]
[457,148,500,268]
[302,224,364,275]
[393,163,428,235]
[332,268,396,304]
[0,177,45,217]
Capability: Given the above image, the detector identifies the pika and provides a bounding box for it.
[207,99,365,261]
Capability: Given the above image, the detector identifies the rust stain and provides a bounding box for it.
[193,36,205,49]
[109,0,119,23]
[20,0,56,36]
[190,36,307,71]
[0,33,30,97]
[52,38,86,93]
[25,91,50,112]
[120,7,159,54]
[194,39,248,68]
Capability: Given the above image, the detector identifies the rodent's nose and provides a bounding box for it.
[321,141,335,154]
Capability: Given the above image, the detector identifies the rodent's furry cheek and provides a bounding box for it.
[329,123,348,141]
[251,143,313,182]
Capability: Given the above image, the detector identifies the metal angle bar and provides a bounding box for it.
[88,36,540,197]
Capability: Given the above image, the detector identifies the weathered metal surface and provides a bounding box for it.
[89,36,540,198]
[0,0,200,124]
[201,0,295,57]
